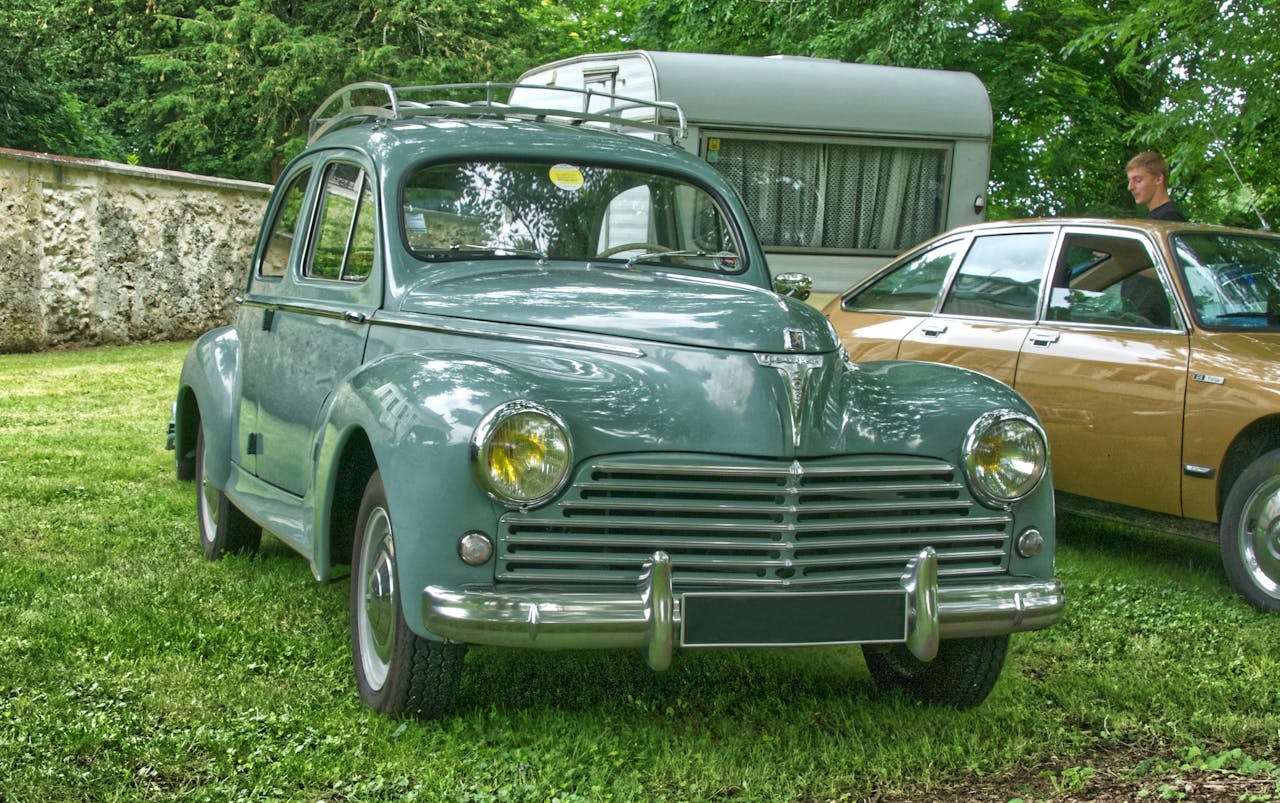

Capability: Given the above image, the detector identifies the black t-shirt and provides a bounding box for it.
[1147,201,1186,221]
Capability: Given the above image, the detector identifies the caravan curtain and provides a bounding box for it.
[713,138,946,252]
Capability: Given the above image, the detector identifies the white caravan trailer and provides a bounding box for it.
[512,50,992,293]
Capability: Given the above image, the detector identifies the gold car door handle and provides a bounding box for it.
[920,323,948,337]
[1028,330,1060,347]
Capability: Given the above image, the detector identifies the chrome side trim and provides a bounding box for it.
[239,298,368,322]
[372,311,647,359]
[422,551,1064,669]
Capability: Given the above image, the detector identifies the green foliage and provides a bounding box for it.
[2,0,638,181]
[1,343,1279,801]
[1067,0,1280,227]
[7,0,1280,222]
[0,1,127,159]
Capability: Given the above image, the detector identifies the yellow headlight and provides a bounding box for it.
[471,401,572,506]
[962,410,1048,507]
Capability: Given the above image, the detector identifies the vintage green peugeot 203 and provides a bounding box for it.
[169,82,1063,718]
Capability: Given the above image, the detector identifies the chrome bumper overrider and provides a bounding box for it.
[423,548,1065,671]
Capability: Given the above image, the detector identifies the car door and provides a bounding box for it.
[235,160,318,479]
[828,235,969,361]
[1010,227,1190,515]
[895,229,1056,386]
[240,155,381,497]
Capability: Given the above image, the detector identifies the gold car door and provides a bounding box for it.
[1011,228,1190,515]
[897,230,1055,386]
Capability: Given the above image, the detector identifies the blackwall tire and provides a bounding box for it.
[350,471,467,719]
[194,421,261,560]
[862,634,1009,709]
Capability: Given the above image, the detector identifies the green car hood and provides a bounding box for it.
[398,262,837,354]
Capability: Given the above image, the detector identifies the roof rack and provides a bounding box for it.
[308,81,687,144]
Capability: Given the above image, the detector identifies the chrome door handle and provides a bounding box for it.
[1028,330,1060,347]
[920,323,948,337]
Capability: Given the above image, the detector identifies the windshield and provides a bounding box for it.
[1173,232,1280,328]
[401,160,743,273]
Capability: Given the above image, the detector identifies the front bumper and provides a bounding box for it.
[423,548,1064,670]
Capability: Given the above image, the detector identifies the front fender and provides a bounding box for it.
[312,351,532,634]
[827,359,1056,579]
[175,326,240,490]
[826,359,1040,458]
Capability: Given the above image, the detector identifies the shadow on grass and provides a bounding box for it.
[1057,511,1220,569]
[457,641,877,718]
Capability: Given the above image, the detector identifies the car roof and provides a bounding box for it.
[307,114,709,175]
[936,216,1277,239]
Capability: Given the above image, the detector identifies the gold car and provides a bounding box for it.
[823,218,1280,611]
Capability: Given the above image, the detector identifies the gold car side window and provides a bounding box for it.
[843,239,964,313]
[1047,234,1173,329]
[940,232,1051,320]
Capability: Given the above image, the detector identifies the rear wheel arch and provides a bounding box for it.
[174,386,200,481]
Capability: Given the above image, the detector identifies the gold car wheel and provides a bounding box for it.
[1222,450,1280,612]
[1236,476,1280,600]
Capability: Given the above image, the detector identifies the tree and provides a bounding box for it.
[3,0,639,181]
[0,0,126,160]
[1070,0,1280,227]
[629,0,1167,219]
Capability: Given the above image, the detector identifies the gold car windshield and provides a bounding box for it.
[401,160,743,273]
[1174,233,1280,329]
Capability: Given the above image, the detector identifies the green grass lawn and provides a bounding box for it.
[0,342,1277,802]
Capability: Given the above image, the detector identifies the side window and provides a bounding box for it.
[306,162,375,282]
[1047,233,1173,328]
[258,168,311,278]
[599,186,651,251]
[940,232,1051,320]
[843,239,964,313]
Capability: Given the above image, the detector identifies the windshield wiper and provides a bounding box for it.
[452,243,546,259]
[624,249,739,268]
[414,244,547,262]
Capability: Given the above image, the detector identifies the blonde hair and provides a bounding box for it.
[1127,151,1170,183]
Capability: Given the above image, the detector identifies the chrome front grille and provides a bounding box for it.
[496,455,1011,587]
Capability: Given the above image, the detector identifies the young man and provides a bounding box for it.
[1126,151,1186,220]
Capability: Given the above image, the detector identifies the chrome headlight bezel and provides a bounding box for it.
[961,409,1049,508]
[470,400,573,508]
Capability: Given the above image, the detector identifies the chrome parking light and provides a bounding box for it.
[457,531,494,566]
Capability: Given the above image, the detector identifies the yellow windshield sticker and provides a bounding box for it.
[549,164,584,191]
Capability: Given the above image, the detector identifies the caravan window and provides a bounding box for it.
[706,134,948,255]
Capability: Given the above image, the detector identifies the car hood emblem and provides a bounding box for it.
[756,353,824,447]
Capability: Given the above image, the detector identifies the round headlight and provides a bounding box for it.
[471,401,572,507]
[962,410,1048,507]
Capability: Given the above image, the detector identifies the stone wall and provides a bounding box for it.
[0,148,272,353]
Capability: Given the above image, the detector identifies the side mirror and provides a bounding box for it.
[773,272,813,301]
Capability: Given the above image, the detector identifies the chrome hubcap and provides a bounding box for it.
[198,442,219,543]
[357,507,397,691]
[1239,476,1280,599]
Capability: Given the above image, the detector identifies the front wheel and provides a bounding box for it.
[862,635,1009,709]
[1220,449,1280,612]
[194,421,260,560]
[350,471,467,719]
